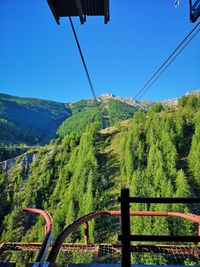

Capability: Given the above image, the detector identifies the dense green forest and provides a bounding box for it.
[57,98,138,137]
[0,94,71,145]
[0,94,200,265]
[0,94,139,145]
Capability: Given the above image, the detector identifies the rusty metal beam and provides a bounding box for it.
[118,196,200,204]
[109,210,200,226]
[47,211,108,262]
[23,208,53,263]
[23,208,53,235]
[47,209,200,263]
[3,207,198,264]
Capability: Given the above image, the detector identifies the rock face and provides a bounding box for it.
[161,89,200,107]
[0,152,36,173]
[100,89,200,109]
[185,89,200,96]
[161,98,179,107]
[100,93,141,107]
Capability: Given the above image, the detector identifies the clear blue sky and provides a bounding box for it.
[0,0,199,103]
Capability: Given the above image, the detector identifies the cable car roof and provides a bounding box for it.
[47,0,110,24]
[190,0,200,22]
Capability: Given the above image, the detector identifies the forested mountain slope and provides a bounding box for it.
[57,98,138,137]
[0,94,71,145]
[0,94,139,146]
[0,94,199,265]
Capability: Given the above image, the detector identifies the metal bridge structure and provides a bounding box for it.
[46,0,200,24]
[190,0,200,22]
[118,189,200,267]
[47,0,110,24]
[1,199,200,266]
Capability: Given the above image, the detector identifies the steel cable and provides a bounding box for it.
[69,17,97,101]
[134,20,200,100]
[137,26,200,100]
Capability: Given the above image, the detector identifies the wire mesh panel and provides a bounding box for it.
[57,244,200,265]
[1,243,200,265]
[130,244,200,265]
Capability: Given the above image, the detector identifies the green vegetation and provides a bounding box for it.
[57,99,138,137]
[57,106,103,136]
[68,99,98,114]
[0,94,140,146]
[108,99,138,124]
[0,94,71,145]
[0,94,199,265]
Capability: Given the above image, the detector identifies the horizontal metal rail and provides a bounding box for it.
[118,197,200,203]
[47,209,200,262]
[119,235,200,242]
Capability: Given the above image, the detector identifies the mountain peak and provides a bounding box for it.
[185,89,200,96]
[100,93,141,107]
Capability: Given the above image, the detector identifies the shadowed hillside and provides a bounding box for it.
[0,94,72,145]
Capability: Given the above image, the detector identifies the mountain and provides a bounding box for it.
[1,89,199,145]
[0,93,199,265]
[161,89,200,107]
[185,89,200,96]
[0,93,141,145]
[0,93,71,145]
[57,97,139,137]
[99,93,141,107]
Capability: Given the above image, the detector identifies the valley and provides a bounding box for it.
[0,92,199,265]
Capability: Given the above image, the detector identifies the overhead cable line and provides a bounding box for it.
[137,26,200,100]
[69,17,97,101]
[134,20,200,100]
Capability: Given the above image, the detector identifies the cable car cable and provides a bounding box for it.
[69,17,97,101]
[137,27,200,100]
[134,20,200,100]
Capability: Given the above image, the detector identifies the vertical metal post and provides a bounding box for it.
[93,245,100,262]
[190,0,192,21]
[121,188,131,267]
[84,222,89,244]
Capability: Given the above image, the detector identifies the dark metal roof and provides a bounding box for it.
[47,0,110,24]
[190,0,200,22]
